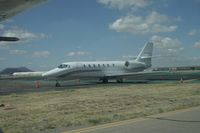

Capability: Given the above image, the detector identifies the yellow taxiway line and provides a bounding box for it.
[63,118,146,133]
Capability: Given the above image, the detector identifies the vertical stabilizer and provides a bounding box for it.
[136,42,153,67]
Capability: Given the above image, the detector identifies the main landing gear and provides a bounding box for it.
[55,80,61,87]
[100,77,108,83]
[116,79,123,83]
[102,78,108,83]
[100,78,124,83]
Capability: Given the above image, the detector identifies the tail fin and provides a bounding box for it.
[136,42,153,67]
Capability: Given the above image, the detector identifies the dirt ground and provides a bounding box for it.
[0,80,200,133]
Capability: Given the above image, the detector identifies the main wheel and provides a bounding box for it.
[102,78,108,83]
[116,79,123,83]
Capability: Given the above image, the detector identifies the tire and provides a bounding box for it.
[117,79,123,83]
[102,78,108,83]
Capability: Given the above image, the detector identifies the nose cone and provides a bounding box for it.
[42,68,62,77]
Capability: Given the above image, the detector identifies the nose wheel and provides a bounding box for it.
[55,80,61,87]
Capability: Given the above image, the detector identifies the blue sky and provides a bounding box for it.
[0,0,200,71]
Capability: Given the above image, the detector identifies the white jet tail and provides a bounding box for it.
[136,42,153,67]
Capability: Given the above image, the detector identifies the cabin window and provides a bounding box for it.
[107,64,109,67]
[68,65,70,68]
[103,64,105,67]
[112,64,115,67]
[93,64,96,67]
[98,64,100,67]
[83,64,86,68]
[88,64,91,67]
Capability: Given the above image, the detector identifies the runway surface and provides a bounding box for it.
[0,80,150,95]
[65,106,200,133]
[0,80,199,95]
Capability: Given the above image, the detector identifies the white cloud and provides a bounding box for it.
[67,52,76,56]
[151,24,177,33]
[109,11,177,35]
[32,51,50,58]
[0,45,9,49]
[66,51,89,57]
[150,35,182,49]
[193,40,200,48]
[150,35,183,56]
[97,0,149,10]
[0,27,48,46]
[149,36,200,67]
[0,24,4,30]
[188,29,198,36]
[9,49,27,55]
[3,28,47,41]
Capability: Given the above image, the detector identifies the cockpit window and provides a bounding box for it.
[58,64,68,68]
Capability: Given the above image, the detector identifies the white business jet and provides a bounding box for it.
[40,42,153,86]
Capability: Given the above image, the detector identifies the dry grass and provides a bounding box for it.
[0,82,200,133]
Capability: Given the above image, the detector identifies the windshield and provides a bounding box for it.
[58,64,68,68]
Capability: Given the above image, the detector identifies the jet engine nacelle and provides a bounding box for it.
[124,61,146,70]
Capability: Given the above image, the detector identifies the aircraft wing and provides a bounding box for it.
[0,0,47,22]
[105,71,166,79]
[0,71,45,80]
[105,70,200,80]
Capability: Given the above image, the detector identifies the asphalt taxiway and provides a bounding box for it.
[0,80,199,95]
[0,80,150,95]
[65,106,200,133]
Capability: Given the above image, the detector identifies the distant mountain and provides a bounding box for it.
[0,67,33,75]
